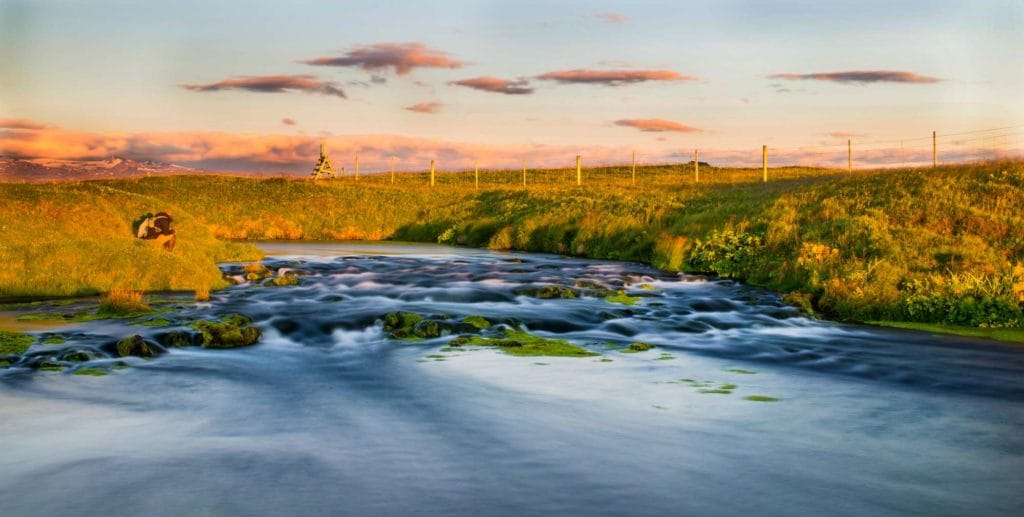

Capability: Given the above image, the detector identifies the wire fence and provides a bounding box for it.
[308,125,1024,188]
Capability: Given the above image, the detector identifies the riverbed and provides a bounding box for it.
[1,242,1022,516]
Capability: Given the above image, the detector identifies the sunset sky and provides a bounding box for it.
[1,0,1022,172]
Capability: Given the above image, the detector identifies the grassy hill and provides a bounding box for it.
[1,161,1022,335]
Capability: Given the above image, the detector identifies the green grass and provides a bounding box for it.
[869,321,1024,344]
[1,160,1022,336]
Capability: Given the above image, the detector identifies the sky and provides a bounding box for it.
[1,0,1022,172]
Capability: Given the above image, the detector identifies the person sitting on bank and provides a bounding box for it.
[135,211,176,251]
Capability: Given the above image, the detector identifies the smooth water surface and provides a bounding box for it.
[2,242,1023,516]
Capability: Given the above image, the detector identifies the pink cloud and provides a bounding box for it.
[180,75,346,98]
[536,69,696,86]
[595,12,627,24]
[302,42,465,75]
[0,118,52,130]
[282,118,297,126]
[615,119,701,133]
[827,131,866,139]
[405,102,443,114]
[768,70,940,84]
[450,76,534,95]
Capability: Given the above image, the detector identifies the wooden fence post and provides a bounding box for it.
[390,157,395,184]
[848,140,852,172]
[430,159,435,187]
[932,131,937,168]
[694,149,699,183]
[475,159,479,189]
[576,155,581,186]
[762,145,768,183]
[355,155,359,179]
[522,159,527,187]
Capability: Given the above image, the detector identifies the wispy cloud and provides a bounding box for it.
[0,118,52,130]
[405,102,443,114]
[595,12,627,24]
[302,42,465,75]
[180,75,346,98]
[450,76,534,95]
[768,70,941,84]
[282,118,297,126]
[614,119,701,133]
[827,131,866,139]
[536,69,696,86]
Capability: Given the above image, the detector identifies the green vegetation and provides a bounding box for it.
[744,395,781,402]
[42,335,66,345]
[870,321,1024,344]
[605,291,641,306]
[622,342,654,353]
[73,367,108,377]
[724,368,757,374]
[448,328,598,357]
[0,330,34,354]
[462,315,492,329]
[2,161,1022,339]
[190,314,262,348]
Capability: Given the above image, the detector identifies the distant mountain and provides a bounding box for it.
[0,156,195,182]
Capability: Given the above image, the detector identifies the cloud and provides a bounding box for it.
[827,131,866,139]
[282,118,296,126]
[614,119,701,133]
[536,69,696,86]
[3,126,1017,174]
[405,102,442,114]
[767,70,941,84]
[302,42,465,75]
[449,76,534,95]
[0,118,52,130]
[180,74,346,98]
[595,12,627,24]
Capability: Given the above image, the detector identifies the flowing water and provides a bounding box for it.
[1,242,1022,516]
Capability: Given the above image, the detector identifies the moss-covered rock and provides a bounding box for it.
[57,347,105,362]
[382,311,425,338]
[155,330,198,348]
[606,290,641,306]
[0,330,34,355]
[519,285,577,299]
[462,315,491,329]
[623,342,654,352]
[73,367,108,377]
[446,328,598,357]
[190,314,261,349]
[115,335,165,358]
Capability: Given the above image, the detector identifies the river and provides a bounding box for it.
[1,242,1022,516]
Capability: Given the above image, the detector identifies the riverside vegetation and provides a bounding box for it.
[1,160,1022,341]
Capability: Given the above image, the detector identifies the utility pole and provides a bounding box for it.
[430,159,435,187]
[762,145,768,183]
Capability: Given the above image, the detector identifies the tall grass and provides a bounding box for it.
[1,160,1022,328]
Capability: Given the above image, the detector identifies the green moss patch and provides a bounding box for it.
[621,342,654,353]
[744,395,781,402]
[137,317,173,327]
[724,368,757,374]
[73,367,108,377]
[42,335,66,345]
[448,328,598,357]
[0,331,35,355]
[190,314,261,349]
[519,285,576,299]
[605,291,641,306]
[462,315,491,329]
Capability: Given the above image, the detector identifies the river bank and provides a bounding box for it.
[1,161,1022,337]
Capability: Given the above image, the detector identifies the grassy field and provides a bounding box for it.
[1,160,1022,338]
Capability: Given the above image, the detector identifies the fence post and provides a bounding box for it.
[632,150,637,184]
[522,159,527,187]
[430,159,435,187]
[762,145,768,182]
[694,149,699,183]
[390,157,395,184]
[932,131,937,168]
[475,159,479,189]
[848,139,852,172]
[355,155,359,180]
[576,155,581,186]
